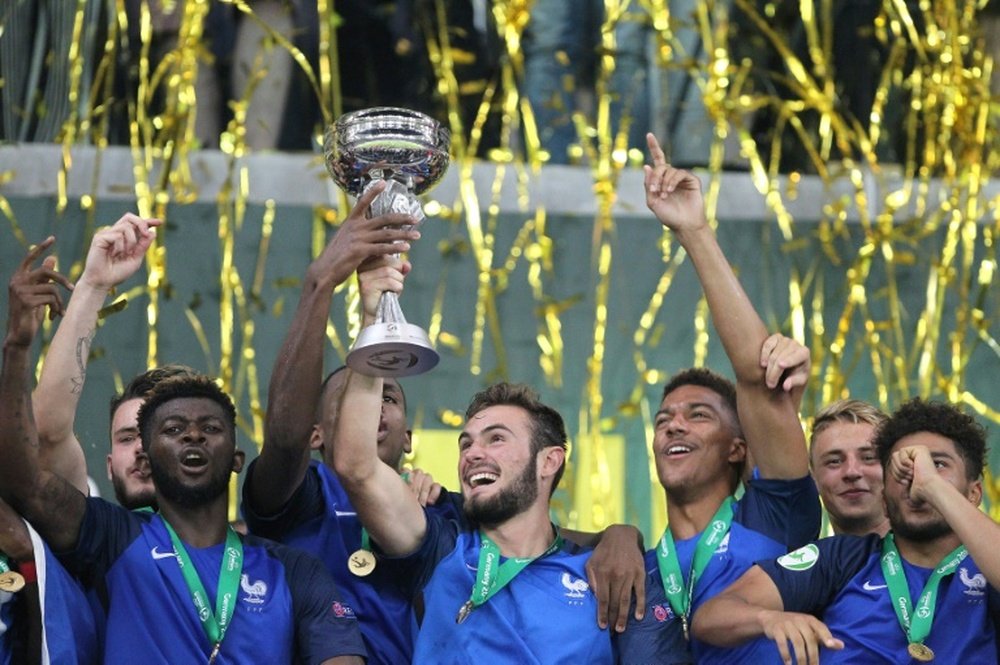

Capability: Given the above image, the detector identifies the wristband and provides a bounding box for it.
[16,561,37,584]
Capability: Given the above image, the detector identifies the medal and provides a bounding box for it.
[907,643,934,662]
[455,600,474,624]
[207,642,221,664]
[348,549,377,577]
[0,571,25,593]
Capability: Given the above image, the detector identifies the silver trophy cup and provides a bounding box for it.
[324,107,451,377]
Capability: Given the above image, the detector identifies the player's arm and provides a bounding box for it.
[330,257,427,557]
[557,525,647,632]
[890,444,1000,587]
[1,238,86,553]
[32,214,159,493]
[250,183,419,516]
[643,133,808,480]
[692,565,843,664]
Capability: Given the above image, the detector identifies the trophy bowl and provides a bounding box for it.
[323,108,451,378]
[324,107,451,197]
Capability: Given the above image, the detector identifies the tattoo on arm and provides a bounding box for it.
[71,329,96,394]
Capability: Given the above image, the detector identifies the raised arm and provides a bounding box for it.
[329,258,427,557]
[248,183,420,516]
[2,238,86,553]
[644,133,809,479]
[32,214,159,493]
[889,444,1000,587]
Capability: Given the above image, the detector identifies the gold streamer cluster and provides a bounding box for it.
[2,0,998,529]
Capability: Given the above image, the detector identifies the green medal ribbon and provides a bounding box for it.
[880,532,966,651]
[161,519,243,662]
[0,554,10,573]
[456,526,563,624]
[655,496,734,640]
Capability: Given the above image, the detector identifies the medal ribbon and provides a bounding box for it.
[466,526,563,611]
[162,519,243,656]
[0,554,10,573]
[880,532,966,647]
[655,497,734,629]
[359,527,371,553]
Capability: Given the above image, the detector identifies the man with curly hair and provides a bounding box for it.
[693,398,1000,664]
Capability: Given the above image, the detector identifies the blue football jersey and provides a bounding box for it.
[759,533,1000,664]
[1,540,100,665]
[242,459,463,664]
[620,475,821,664]
[63,498,366,665]
[388,512,615,664]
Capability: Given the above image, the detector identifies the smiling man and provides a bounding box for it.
[693,398,1000,664]
[616,134,821,664]
[334,359,615,662]
[810,400,889,536]
[0,241,366,664]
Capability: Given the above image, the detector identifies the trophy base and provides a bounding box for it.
[346,322,440,377]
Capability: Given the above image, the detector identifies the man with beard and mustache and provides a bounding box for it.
[1,245,367,664]
[334,369,616,661]
[693,398,1000,664]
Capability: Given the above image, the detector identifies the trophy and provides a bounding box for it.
[324,107,451,377]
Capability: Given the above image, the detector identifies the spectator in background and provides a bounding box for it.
[522,0,650,163]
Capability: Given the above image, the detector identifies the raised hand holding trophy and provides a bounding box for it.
[324,107,451,377]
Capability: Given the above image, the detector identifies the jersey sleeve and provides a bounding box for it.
[377,510,462,599]
[279,544,368,664]
[58,497,142,586]
[756,535,877,615]
[737,475,822,550]
[241,459,325,540]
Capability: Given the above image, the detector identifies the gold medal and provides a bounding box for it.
[907,643,934,662]
[455,600,475,624]
[0,571,25,594]
[348,549,377,577]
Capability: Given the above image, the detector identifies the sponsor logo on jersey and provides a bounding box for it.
[240,574,268,605]
[777,544,819,571]
[150,546,178,560]
[862,580,888,591]
[652,604,674,623]
[959,567,986,597]
[331,601,357,619]
[715,531,730,555]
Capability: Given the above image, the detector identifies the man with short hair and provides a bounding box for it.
[1,241,366,664]
[616,134,821,663]
[240,182,459,664]
[810,399,889,536]
[693,398,1000,664]
[334,369,617,663]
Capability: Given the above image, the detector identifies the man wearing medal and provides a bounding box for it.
[693,398,1000,664]
[240,181,466,664]
[0,240,367,664]
[333,281,615,662]
[616,134,822,663]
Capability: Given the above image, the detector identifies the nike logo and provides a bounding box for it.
[862,580,887,591]
[151,546,178,560]
[333,510,357,518]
